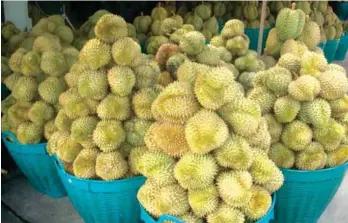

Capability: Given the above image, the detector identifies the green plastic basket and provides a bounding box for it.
[324,39,340,63]
[275,163,348,223]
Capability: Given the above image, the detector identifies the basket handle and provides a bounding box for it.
[158,215,184,223]
[1,131,19,144]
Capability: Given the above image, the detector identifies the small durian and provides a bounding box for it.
[97,94,130,121]
[73,148,100,179]
[38,77,66,104]
[71,116,99,144]
[249,152,279,184]
[138,151,176,186]
[55,110,72,132]
[326,145,348,168]
[128,146,148,175]
[207,203,245,223]
[268,142,295,168]
[56,137,83,163]
[300,99,331,128]
[179,31,205,56]
[96,151,128,180]
[95,14,128,43]
[46,131,69,155]
[28,100,55,126]
[288,75,321,101]
[313,119,345,152]
[265,66,292,96]
[264,114,283,143]
[93,120,126,152]
[295,142,327,170]
[112,37,141,66]
[281,120,313,151]
[12,76,38,102]
[248,87,276,114]
[188,185,219,217]
[261,168,284,193]
[317,71,348,100]
[174,154,218,190]
[78,70,108,100]
[185,110,229,154]
[43,120,58,140]
[132,87,162,120]
[214,134,253,170]
[124,118,152,146]
[79,38,111,70]
[17,122,43,144]
[217,171,252,207]
[242,186,272,220]
[20,51,41,77]
[108,66,135,96]
[274,96,301,123]
[40,51,68,77]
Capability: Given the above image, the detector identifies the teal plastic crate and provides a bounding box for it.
[324,39,340,63]
[245,26,272,53]
[318,42,326,50]
[275,162,348,223]
[54,155,146,223]
[335,33,348,61]
[1,83,10,100]
[1,131,66,198]
[141,194,276,223]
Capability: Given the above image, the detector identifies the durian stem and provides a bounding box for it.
[141,12,144,16]
[291,2,296,10]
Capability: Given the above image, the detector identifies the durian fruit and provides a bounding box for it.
[210,36,226,47]
[10,48,28,73]
[132,86,162,120]
[275,8,305,41]
[93,120,126,152]
[265,66,292,97]
[313,119,345,152]
[179,31,205,56]
[221,19,245,39]
[214,134,253,170]
[96,151,128,180]
[32,33,62,53]
[95,14,128,43]
[274,96,301,123]
[155,43,181,66]
[155,184,190,217]
[297,21,321,50]
[277,53,300,74]
[174,154,218,190]
[280,39,308,57]
[73,148,99,179]
[124,117,152,147]
[217,171,252,207]
[79,38,111,70]
[151,81,200,123]
[146,121,189,157]
[40,51,68,77]
[188,185,219,217]
[128,146,148,175]
[151,4,169,21]
[249,151,280,184]
[137,180,163,217]
[43,120,58,140]
[55,110,72,132]
[133,14,152,34]
[78,70,108,100]
[97,94,130,121]
[300,51,327,76]
[107,66,135,96]
[288,75,321,101]
[20,51,41,76]
[295,142,327,170]
[243,186,272,220]
[268,142,295,168]
[28,100,55,126]
[71,116,99,144]
[281,120,313,151]
[138,151,176,186]
[326,145,348,168]
[17,122,43,144]
[300,99,331,128]
[112,37,141,66]
[245,117,272,151]
[226,35,250,56]
[56,137,83,163]
[185,110,229,154]
[261,168,284,194]
[264,114,283,143]
[207,203,245,223]
[264,28,282,57]
[4,72,22,91]
[317,71,348,100]
[12,76,38,102]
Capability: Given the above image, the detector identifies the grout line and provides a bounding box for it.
[1,200,31,223]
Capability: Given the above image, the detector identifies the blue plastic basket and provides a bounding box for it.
[335,32,348,61]
[318,42,326,50]
[1,83,10,100]
[324,39,340,63]
[140,194,276,223]
[275,162,348,223]
[333,2,348,20]
[1,131,66,198]
[54,155,146,223]
[245,26,272,53]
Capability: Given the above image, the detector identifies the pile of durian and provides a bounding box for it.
[248,49,348,170]
[1,15,78,145]
[46,13,163,181]
[264,4,324,59]
[74,9,138,51]
[134,21,283,223]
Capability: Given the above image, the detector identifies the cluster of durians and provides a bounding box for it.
[46,13,163,181]
[134,20,284,223]
[248,49,348,171]
[1,15,78,145]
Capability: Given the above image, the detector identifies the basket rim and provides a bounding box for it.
[2,131,47,146]
[281,161,348,174]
